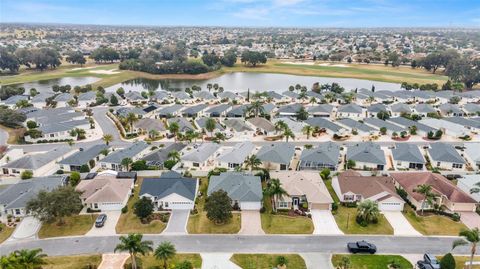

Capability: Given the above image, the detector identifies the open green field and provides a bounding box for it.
[403,206,467,236]
[0,59,448,89]
[38,215,97,239]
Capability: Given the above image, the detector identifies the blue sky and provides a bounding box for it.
[1,0,479,27]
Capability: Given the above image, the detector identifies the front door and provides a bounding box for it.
[292,197,299,209]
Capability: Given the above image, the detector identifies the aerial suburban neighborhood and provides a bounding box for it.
[0,1,479,269]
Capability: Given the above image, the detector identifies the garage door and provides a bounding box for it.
[311,203,330,210]
[169,202,194,210]
[100,203,124,211]
[379,202,403,211]
[240,202,261,210]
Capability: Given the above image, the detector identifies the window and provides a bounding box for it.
[452,163,463,169]
[278,201,289,208]
[437,162,441,167]
[15,209,21,215]
[193,163,200,167]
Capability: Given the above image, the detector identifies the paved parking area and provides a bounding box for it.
[86,211,121,236]
[9,216,41,241]
[301,253,333,269]
[98,253,130,269]
[311,210,343,235]
[163,210,189,234]
[460,212,480,229]
[201,253,241,269]
[383,211,421,236]
[239,211,264,235]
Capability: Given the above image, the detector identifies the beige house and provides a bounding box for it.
[390,172,477,212]
[271,171,334,211]
[75,170,135,211]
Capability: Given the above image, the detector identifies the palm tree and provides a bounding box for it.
[248,101,265,118]
[148,129,159,139]
[452,228,479,269]
[415,184,436,215]
[154,241,177,269]
[0,254,17,269]
[283,128,295,142]
[114,234,153,269]
[121,157,133,171]
[309,97,317,106]
[205,118,216,137]
[214,132,226,143]
[126,112,139,133]
[295,107,309,121]
[470,182,480,194]
[356,200,380,225]
[244,154,261,171]
[168,122,180,142]
[302,125,313,139]
[264,178,288,212]
[102,134,113,145]
[206,83,212,92]
[13,248,47,269]
[274,120,287,134]
[168,150,180,162]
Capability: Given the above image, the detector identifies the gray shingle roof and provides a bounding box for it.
[59,144,108,166]
[140,172,197,201]
[367,103,387,113]
[101,142,148,164]
[392,143,425,164]
[277,103,303,114]
[181,143,220,163]
[307,104,333,114]
[337,118,375,133]
[300,142,340,167]
[428,142,465,164]
[305,117,344,132]
[158,104,183,116]
[193,91,216,100]
[195,118,224,131]
[205,104,231,116]
[387,117,436,133]
[443,117,480,129]
[182,104,208,116]
[217,142,255,164]
[347,142,386,165]
[142,143,186,166]
[208,172,262,202]
[226,105,248,117]
[1,146,71,170]
[78,91,97,101]
[167,117,194,132]
[223,118,253,132]
[257,142,295,164]
[390,103,412,113]
[54,93,73,102]
[38,119,90,134]
[364,117,404,132]
[337,104,363,114]
[415,103,436,113]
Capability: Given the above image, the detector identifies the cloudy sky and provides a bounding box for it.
[1,0,479,27]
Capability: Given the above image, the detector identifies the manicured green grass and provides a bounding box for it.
[0,223,14,244]
[126,253,202,269]
[437,256,480,269]
[261,213,314,234]
[187,212,241,234]
[0,125,25,144]
[231,254,306,269]
[334,206,394,235]
[116,178,167,234]
[38,215,97,239]
[332,254,412,269]
[325,179,340,203]
[403,206,467,236]
[43,255,102,269]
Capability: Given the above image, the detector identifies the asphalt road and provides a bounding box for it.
[0,127,7,146]
[0,235,472,256]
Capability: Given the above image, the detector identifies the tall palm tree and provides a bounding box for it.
[154,241,177,269]
[114,234,153,269]
[356,200,380,225]
[452,228,479,269]
[415,184,436,215]
[13,248,47,269]
[264,178,288,212]
[168,122,180,142]
[102,134,113,145]
[206,83,212,92]
[121,157,133,171]
[302,125,313,139]
[168,150,180,162]
[205,118,217,137]
[309,97,317,106]
[283,128,295,142]
[244,155,261,171]
[126,112,139,133]
[274,120,287,134]
[248,101,265,118]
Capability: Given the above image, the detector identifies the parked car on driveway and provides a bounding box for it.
[417,254,440,269]
[95,214,107,228]
[347,240,377,254]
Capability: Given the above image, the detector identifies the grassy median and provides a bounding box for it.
[126,253,202,268]
[0,223,14,244]
[44,255,102,269]
[231,254,306,269]
[332,254,412,269]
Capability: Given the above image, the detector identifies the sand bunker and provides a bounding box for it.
[89,69,121,75]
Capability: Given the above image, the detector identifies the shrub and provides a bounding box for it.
[80,164,90,173]
[163,160,177,170]
[440,253,456,269]
[176,261,193,269]
[86,208,101,213]
[69,171,81,186]
[121,206,128,214]
[134,197,154,220]
[20,170,33,179]
[259,206,266,213]
[56,169,64,174]
[276,256,288,267]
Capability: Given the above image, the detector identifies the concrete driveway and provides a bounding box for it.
[163,210,189,234]
[86,211,121,236]
[383,211,421,236]
[311,210,343,235]
[201,253,241,269]
[301,253,333,269]
[460,212,480,229]
[98,253,130,269]
[239,211,264,235]
[9,216,41,241]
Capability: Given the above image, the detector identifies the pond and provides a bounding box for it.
[105,72,401,93]
[4,77,100,93]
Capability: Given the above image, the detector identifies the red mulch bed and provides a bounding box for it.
[392,136,410,141]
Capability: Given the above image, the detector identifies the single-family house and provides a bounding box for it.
[414,104,437,117]
[204,104,231,117]
[390,103,412,117]
[347,142,386,170]
[208,172,262,210]
[336,104,363,120]
[457,175,480,202]
[257,143,295,171]
[215,141,255,169]
[427,142,465,170]
[391,143,425,170]
[58,144,108,172]
[142,143,186,168]
[419,118,469,137]
[298,142,341,171]
[157,104,184,118]
[99,142,150,171]
[307,104,334,118]
[465,143,480,170]
[247,117,276,135]
[337,118,376,136]
[181,143,220,169]
[182,104,208,118]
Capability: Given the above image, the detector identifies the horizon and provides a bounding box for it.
[1,0,479,28]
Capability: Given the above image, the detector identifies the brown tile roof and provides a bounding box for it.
[271,171,334,204]
[390,172,477,204]
[337,170,402,201]
[76,176,133,204]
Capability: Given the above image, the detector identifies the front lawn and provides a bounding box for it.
[231,254,306,269]
[44,255,102,269]
[116,178,167,234]
[38,215,97,239]
[187,212,241,234]
[261,213,313,234]
[403,206,467,236]
[125,253,202,268]
[334,206,393,235]
[0,223,14,244]
[437,256,480,269]
[332,254,412,269]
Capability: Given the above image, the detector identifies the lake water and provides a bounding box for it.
[105,72,401,93]
[4,77,100,93]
